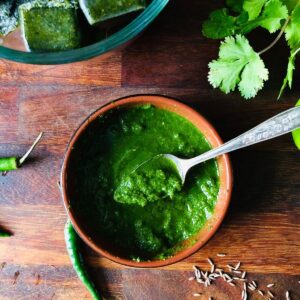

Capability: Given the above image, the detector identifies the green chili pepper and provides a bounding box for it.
[0,230,12,238]
[0,157,18,172]
[0,132,43,172]
[64,220,101,300]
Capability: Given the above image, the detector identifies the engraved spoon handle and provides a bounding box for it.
[187,106,300,167]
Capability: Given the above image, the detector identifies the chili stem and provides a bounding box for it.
[19,132,44,166]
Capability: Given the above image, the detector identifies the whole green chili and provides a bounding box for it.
[0,132,43,172]
[64,220,101,300]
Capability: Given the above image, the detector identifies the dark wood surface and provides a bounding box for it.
[0,1,299,299]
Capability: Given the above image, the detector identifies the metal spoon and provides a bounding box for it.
[165,106,300,184]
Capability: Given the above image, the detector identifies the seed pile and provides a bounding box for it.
[189,254,293,300]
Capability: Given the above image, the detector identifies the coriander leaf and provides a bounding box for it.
[202,9,236,39]
[278,47,300,98]
[236,11,250,25]
[208,35,269,99]
[258,0,288,32]
[226,0,244,13]
[281,0,299,12]
[243,0,268,20]
[285,4,300,49]
[241,0,288,33]
[292,99,300,149]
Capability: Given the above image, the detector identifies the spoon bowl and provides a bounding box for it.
[163,154,189,184]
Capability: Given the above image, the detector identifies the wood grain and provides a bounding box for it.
[0,53,121,87]
[0,0,299,299]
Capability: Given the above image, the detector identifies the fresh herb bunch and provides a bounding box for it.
[202,0,300,99]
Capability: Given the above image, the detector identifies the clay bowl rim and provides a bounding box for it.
[60,95,233,268]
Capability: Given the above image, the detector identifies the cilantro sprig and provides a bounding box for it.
[208,35,269,99]
[203,0,300,99]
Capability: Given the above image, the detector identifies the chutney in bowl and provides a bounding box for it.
[61,95,232,267]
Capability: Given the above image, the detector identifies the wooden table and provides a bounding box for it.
[0,1,299,299]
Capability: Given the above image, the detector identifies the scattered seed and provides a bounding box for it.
[201,271,208,278]
[207,258,214,266]
[190,257,288,300]
[12,271,20,285]
[217,253,226,257]
[35,274,41,285]
[195,269,201,279]
[258,290,264,296]
[224,274,232,281]
[0,262,6,271]
[235,262,241,270]
[267,291,274,298]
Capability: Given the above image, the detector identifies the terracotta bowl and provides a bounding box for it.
[61,95,232,268]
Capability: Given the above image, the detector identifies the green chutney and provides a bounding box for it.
[69,105,220,261]
[114,155,183,207]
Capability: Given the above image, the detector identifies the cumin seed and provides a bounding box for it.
[258,290,264,296]
[217,253,226,257]
[235,262,241,270]
[207,258,214,266]
[267,291,274,298]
